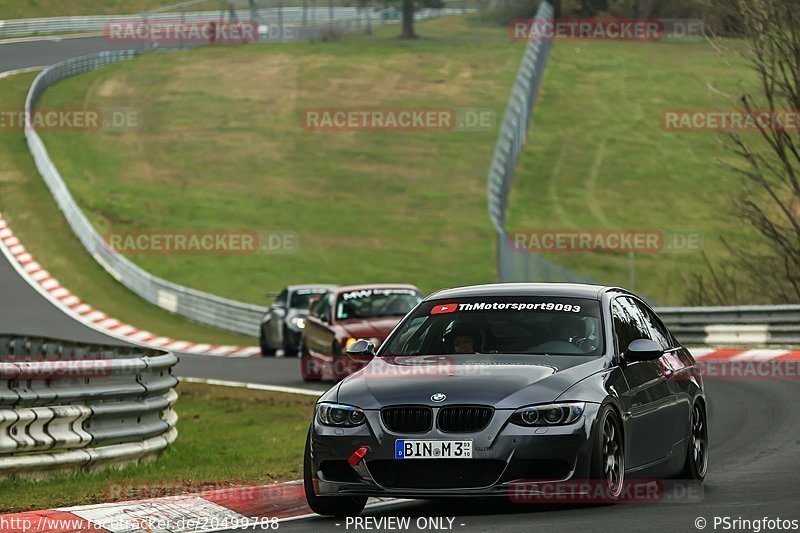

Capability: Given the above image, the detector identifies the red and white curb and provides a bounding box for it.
[0,481,401,532]
[689,347,800,360]
[0,213,260,357]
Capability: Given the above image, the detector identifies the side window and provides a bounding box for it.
[611,297,650,353]
[312,293,329,320]
[274,289,288,307]
[390,316,430,355]
[634,300,673,350]
[321,293,334,322]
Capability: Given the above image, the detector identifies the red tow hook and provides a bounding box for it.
[348,447,369,467]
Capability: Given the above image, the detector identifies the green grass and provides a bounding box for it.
[32,17,753,305]
[0,383,316,513]
[0,72,255,346]
[506,40,758,302]
[36,16,516,300]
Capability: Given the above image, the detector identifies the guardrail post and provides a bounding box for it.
[180,7,186,50]
[278,0,284,41]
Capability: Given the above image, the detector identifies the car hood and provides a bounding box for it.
[335,354,607,409]
[337,317,403,340]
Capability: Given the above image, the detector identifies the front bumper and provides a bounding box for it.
[309,403,600,498]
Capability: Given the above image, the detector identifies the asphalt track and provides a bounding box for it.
[1,33,799,533]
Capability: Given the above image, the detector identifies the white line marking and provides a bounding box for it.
[179,377,323,397]
[0,34,103,46]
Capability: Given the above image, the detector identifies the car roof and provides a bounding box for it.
[333,284,422,295]
[286,284,337,292]
[426,283,621,301]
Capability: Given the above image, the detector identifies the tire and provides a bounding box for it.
[677,401,708,482]
[303,428,367,517]
[283,327,299,357]
[589,405,625,502]
[260,325,276,357]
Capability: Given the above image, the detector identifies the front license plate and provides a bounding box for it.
[395,440,472,459]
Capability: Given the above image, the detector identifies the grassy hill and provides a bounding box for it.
[30,16,752,305]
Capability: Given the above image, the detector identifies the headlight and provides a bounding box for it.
[316,403,367,427]
[510,402,585,427]
[289,317,306,329]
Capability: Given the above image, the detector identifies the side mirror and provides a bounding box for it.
[625,339,664,362]
[308,296,321,312]
[346,339,376,362]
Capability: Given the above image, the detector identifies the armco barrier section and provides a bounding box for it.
[0,6,468,39]
[0,335,178,479]
[484,1,596,284]
[26,51,269,337]
[658,305,800,345]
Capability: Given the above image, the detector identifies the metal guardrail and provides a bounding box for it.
[485,1,596,284]
[26,50,269,337]
[0,5,468,39]
[656,305,800,345]
[0,335,178,479]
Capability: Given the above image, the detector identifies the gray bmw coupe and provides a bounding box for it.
[303,283,708,516]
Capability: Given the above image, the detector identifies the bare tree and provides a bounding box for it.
[691,0,800,304]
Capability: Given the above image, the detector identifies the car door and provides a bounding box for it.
[612,296,677,469]
[634,300,693,447]
[304,291,336,359]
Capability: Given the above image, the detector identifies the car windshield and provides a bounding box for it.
[380,296,604,356]
[336,288,422,320]
[290,289,327,309]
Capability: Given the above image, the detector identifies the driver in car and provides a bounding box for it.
[447,324,482,354]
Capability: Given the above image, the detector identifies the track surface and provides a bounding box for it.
[2,34,799,533]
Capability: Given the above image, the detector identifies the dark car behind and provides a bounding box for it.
[260,284,336,356]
